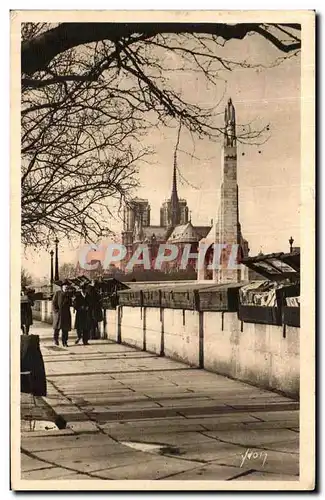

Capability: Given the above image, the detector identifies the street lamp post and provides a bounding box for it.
[54,238,59,281]
[50,250,54,292]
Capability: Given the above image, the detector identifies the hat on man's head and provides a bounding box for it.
[55,279,70,287]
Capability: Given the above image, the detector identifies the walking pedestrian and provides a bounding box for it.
[20,286,34,335]
[73,283,91,345]
[88,281,103,339]
[52,280,72,347]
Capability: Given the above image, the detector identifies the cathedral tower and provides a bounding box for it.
[160,150,189,228]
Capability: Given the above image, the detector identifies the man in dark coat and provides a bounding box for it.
[73,284,91,345]
[88,281,103,339]
[20,286,34,335]
[52,280,72,347]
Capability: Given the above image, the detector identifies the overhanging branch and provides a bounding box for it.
[21,22,301,75]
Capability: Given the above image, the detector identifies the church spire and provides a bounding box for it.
[169,125,181,227]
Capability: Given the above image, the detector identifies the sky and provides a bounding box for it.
[22,30,301,280]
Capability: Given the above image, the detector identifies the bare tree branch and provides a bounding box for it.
[21,23,301,75]
[20,22,298,248]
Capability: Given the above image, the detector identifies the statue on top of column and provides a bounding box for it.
[224,98,236,147]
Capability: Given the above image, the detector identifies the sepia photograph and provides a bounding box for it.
[11,10,315,491]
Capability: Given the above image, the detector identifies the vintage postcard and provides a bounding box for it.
[11,10,315,491]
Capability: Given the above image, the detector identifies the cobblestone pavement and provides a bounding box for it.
[20,322,299,484]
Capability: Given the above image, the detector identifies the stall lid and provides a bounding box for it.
[69,275,91,286]
[100,277,130,290]
[242,251,300,282]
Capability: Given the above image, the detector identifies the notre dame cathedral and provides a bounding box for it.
[120,156,212,272]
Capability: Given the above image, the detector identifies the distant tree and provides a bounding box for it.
[59,262,78,280]
[21,268,33,288]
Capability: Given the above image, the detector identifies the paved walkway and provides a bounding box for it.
[21,322,299,482]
